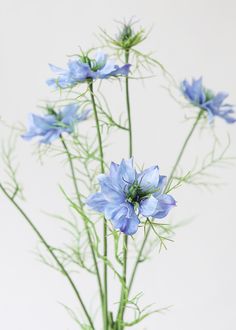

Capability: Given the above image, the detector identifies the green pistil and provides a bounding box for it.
[120,25,133,42]
[126,181,160,205]
[46,106,57,116]
[205,89,214,102]
[114,23,145,51]
[126,182,141,203]
[79,55,105,72]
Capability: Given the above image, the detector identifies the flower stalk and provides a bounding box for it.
[60,136,104,322]
[165,109,204,192]
[125,108,205,318]
[116,48,132,329]
[88,81,108,329]
[0,182,95,330]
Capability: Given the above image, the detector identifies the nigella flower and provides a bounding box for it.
[47,51,131,89]
[107,20,146,50]
[87,159,176,235]
[181,77,236,124]
[22,104,91,144]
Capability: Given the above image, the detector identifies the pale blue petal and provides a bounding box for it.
[61,103,79,119]
[137,165,159,191]
[156,175,167,194]
[111,64,131,77]
[40,130,61,144]
[118,159,136,186]
[109,203,140,235]
[152,194,176,219]
[86,192,107,212]
[77,109,91,121]
[94,51,107,68]
[139,196,159,217]
[48,64,66,74]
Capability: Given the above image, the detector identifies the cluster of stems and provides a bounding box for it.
[0,45,205,329]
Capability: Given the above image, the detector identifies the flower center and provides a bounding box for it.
[119,25,133,42]
[205,89,214,102]
[126,181,147,204]
[79,55,105,72]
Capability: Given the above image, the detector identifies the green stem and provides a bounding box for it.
[60,137,104,317]
[116,49,132,329]
[125,50,133,158]
[88,82,105,173]
[127,226,151,295]
[116,235,128,329]
[125,109,204,319]
[165,109,204,193]
[0,183,94,330]
[88,81,108,330]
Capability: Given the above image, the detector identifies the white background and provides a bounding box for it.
[0,0,236,329]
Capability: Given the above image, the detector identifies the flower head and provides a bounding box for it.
[22,104,91,144]
[115,22,146,50]
[47,51,131,89]
[181,77,236,124]
[87,159,176,235]
[102,19,146,51]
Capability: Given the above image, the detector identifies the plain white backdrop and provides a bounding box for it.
[0,0,236,329]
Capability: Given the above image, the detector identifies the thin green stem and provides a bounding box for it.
[125,50,133,158]
[88,82,105,173]
[116,235,128,329]
[125,109,204,319]
[165,109,204,193]
[127,226,151,295]
[0,183,94,330]
[88,81,108,330]
[60,138,83,206]
[116,49,132,329]
[60,137,104,317]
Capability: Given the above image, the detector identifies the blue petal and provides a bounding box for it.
[94,51,108,69]
[77,109,91,121]
[205,108,215,124]
[98,174,125,203]
[156,175,167,194]
[32,114,55,131]
[118,158,136,187]
[181,77,206,105]
[68,60,92,81]
[104,202,125,221]
[152,194,176,219]
[86,192,107,212]
[39,129,61,144]
[108,161,123,188]
[139,196,159,217]
[98,59,116,78]
[108,202,140,235]
[110,162,119,176]
[119,213,140,235]
[60,103,80,131]
[46,78,57,87]
[137,165,159,191]
[102,162,126,193]
[48,64,66,74]
[211,92,228,106]
[111,64,131,77]
[61,103,79,119]
[47,64,70,88]
[204,92,236,124]
[22,113,56,141]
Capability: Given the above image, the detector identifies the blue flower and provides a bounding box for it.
[181,77,236,124]
[87,159,176,235]
[22,104,91,144]
[47,51,131,89]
